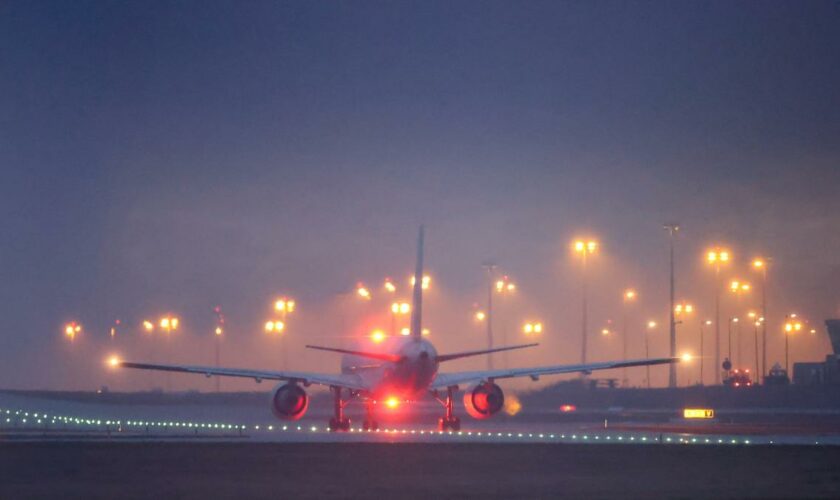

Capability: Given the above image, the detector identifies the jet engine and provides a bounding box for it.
[462,382,504,419]
[270,383,309,420]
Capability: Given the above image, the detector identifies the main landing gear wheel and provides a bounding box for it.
[435,386,461,431]
[329,417,351,432]
[362,400,378,431]
[362,419,379,431]
[438,416,460,432]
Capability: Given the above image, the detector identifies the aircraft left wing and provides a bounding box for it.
[430,357,679,389]
[118,361,369,392]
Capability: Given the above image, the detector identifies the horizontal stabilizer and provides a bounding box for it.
[437,343,539,363]
[305,345,403,363]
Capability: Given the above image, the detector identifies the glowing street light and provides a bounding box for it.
[494,275,516,294]
[474,310,486,322]
[158,315,179,391]
[391,302,410,314]
[706,246,731,384]
[275,298,296,313]
[523,322,543,335]
[706,247,732,385]
[159,316,179,333]
[410,274,431,290]
[264,320,285,333]
[356,284,371,300]
[390,301,410,335]
[142,320,154,332]
[64,322,82,343]
[674,302,694,316]
[384,279,396,293]
[784,314,803,374]
[572,238,599,368]
[370,330,386,343]
[110,319,121,340]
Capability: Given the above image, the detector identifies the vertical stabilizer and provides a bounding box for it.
[409,226,424,340]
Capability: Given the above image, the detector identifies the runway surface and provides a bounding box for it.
[2,441,840,499]
[3,390,840,446]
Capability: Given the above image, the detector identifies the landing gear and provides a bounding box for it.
[328,386,351,432]
[435,386,461,432]
[362,400,379,431]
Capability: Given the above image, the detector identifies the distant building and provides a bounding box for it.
[792,320,840,385]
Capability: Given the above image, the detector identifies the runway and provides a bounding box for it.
[2,390,839,446]
[2,441,840,499]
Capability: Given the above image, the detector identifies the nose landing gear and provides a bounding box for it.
[435,386,461,431]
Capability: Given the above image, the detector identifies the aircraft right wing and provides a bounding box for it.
[430,356,679,389]
[118,361,369,392]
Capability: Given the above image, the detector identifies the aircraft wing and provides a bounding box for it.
[430,357,679,389]
[118,361,369,392]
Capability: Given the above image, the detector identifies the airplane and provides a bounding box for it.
[116,227,679,431]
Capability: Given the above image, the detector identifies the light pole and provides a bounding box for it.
[674,301,694,386]
[390,301,410,336]
[748,312,763,383]
[494,274,516,368]
[482,262,497,370]
[729,280,751,368]
[213,306,225,393]
[726,316,738,375]
[706,247,731,384]
[273,297,295,369]
[752,258,769,378]
[700,320,712,385]
[573,239,598,368]
[622,289,637,387]
[159,315,179,391]
[645,320,657,388]
[784,315,803,375]
[663,223,680,388]
[64,322,82,344]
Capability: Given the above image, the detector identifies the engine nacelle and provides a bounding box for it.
[270,383,309,420]
[462,382,504,419]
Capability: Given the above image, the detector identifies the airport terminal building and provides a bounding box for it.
[793,320,840,385]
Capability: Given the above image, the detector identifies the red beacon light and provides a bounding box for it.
[560,404,577,413]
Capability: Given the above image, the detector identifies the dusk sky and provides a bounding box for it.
[2,1,839,390]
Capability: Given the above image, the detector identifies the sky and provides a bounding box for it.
[1,0,839,391]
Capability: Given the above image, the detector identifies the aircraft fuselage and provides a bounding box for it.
[341,337,439,399]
